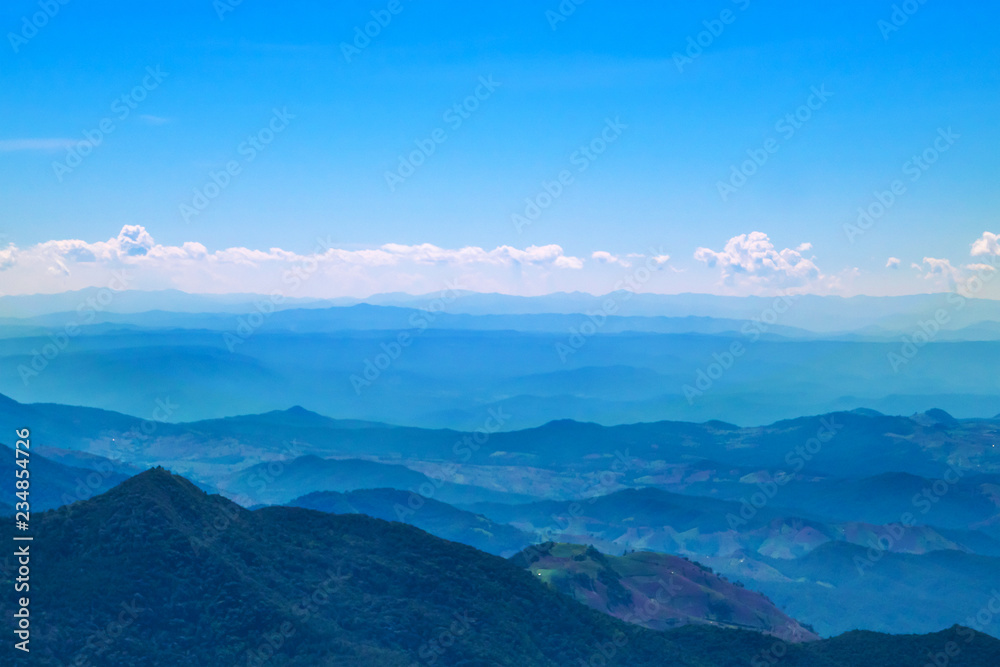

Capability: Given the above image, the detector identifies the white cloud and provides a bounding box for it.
[590,251,672,271]
[886,257,901,269]
[0,245,16,271]
[591,251,630,267]
[912,257,961,282]
[11,228,586,271]
[966,263,997,273]
[554,255,585,270]
[971,232,1000,257]
[906,255,1000,291]
[117,225,157,256]
[0,226,602,297]
[694,231,822,292]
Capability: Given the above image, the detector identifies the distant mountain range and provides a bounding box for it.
[5,288,1000,336]
[3,395,999,639]
[3,395,999,491]
[0,303,817,339]
[3,288,999,658]
[3,302,1000,426]
[226,455,536,506]
[4,468,998,666]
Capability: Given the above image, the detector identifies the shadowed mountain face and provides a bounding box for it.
[0,443,129,511]
[512,542,818,642]
[4,469,999,666]
[728,542,1000,639]
[223,455,536,506]
[3,394,1000,643]
[289,488,535,557]
[0,469,689,666]
[468,487,1000,638]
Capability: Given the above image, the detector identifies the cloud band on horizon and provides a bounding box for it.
[2,227,997,299]
[0,226,676,298]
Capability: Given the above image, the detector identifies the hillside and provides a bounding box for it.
[732,542,1000,637]
[289,488,534,556]
[512,542,817,642]
[473,487,1000,637]
[3,469,998,665]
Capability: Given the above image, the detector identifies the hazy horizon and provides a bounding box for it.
[1,225,999,298]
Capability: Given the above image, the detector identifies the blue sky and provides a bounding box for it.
[1,0,998,297]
